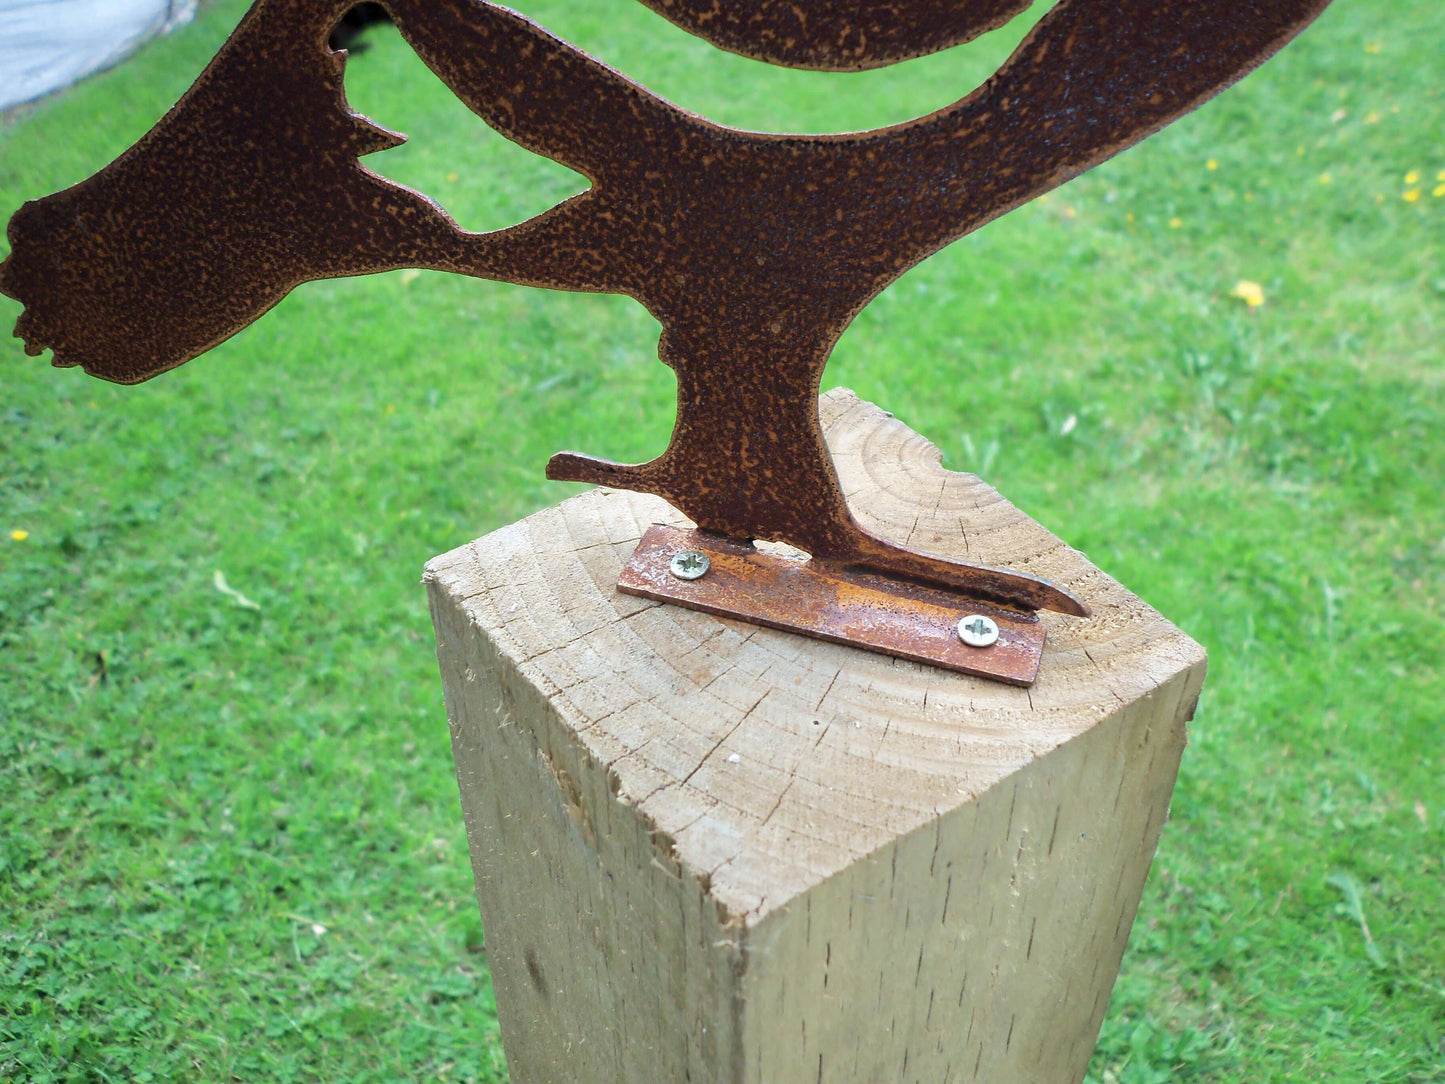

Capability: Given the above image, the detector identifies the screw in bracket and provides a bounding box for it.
[957,613,1000,648]
[669,549,711,581]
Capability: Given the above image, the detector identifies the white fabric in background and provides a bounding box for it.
[0,0,196,111]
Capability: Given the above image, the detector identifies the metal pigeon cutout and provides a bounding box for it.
[1,0,1332,670]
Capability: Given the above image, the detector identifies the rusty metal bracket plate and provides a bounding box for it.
[619,525,1045,686]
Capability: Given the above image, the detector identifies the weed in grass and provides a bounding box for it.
[3,0,1443,1081]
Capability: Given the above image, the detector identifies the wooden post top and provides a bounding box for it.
[425,390,1206,925]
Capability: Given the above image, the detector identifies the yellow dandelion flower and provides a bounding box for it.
[446,171,460,182]
[1063,205,1077,218]
[1437,170,1445,181]
[1319,172,1332,185]
[1363,111,1380,124]
[1404,170,1420,185]
[1169,217,1183,229]
[1229,281,1265,309]
[385,404,397,414]
[1126,212,1135,222]
[1364,42,1381,54]
[1403,189,1421,203]
[1244,192,1254,202]
[1433,184,1445,198]
[1207,159,1219,171]
[10,529,29,542]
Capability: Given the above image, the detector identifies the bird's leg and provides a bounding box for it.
[551,332,859,545]
[548,330,858,547]
[548,329,1088,615]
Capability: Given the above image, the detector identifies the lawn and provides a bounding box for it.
[1,0,1442,1081]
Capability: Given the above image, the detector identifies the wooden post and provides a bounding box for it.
[426,390,1205,1084]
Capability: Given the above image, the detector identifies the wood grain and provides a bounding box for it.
[427,390,1205,1083]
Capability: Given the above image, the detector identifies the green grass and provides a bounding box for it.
[2,0,1442,1080]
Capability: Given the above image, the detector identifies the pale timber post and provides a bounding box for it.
[425,390,1206,1084]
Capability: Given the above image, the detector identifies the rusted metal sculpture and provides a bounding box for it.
[1,0,1331,680]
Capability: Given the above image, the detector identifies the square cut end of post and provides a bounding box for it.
[425,389,1206,1084]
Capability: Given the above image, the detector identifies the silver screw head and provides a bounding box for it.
[669,549,710,581]
[957,614,1000,648]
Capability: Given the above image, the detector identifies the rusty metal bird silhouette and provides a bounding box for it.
[0,0,1331,621]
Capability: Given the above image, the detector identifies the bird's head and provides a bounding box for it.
[0,0,451,384]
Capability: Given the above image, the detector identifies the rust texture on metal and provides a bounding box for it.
[1,0,1331,620]
[630,0,1035,71]
[620,525,1047,685]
